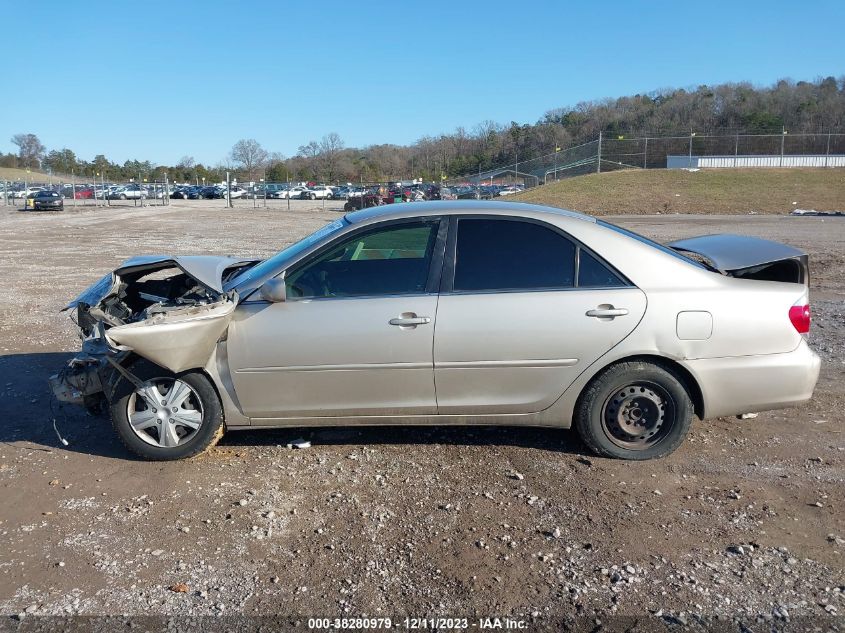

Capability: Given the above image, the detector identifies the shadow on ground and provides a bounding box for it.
[0,352,587,461]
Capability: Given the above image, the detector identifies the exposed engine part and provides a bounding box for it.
[49,362,103,405]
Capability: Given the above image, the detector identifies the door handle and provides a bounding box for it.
[389,315,431,327]
[586,306,629,318]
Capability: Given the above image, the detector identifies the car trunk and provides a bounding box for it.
[667,234,808,286]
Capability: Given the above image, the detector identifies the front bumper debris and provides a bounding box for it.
[49,361,103,405]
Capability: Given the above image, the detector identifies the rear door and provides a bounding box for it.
[433,217,646,414]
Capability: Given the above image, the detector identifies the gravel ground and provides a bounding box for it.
[0,200,842,626]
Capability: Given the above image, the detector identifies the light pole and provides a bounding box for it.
[688,131,695,168]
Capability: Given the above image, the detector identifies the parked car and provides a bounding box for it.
[107,184,148,200]
[454,186,482,200]
[274,185,309,199]
[301,185,334,200]
[73,187,95,200]
[170,187,195,199]
[223,186,247,199]
[26,190,64,210]
[198,186,223,199]
[477,186,497,200]
[331,186,350,200]
[13,187,44,199]
[342,189,382,212]
[51,201,820,461]
[150,186,175,199]
[253,184,285,198]
[498,185,524,196]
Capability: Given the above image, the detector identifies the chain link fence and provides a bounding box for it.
[4,131,844,208]
[448,130,845,189]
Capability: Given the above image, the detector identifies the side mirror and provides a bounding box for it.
[260,277,287,303]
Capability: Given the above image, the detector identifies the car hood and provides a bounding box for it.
[64,255,253,310]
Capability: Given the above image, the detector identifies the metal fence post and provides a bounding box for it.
[688,132,693,168]
[825,131,831,167]
[643,137,648,169]
[780,127,786,167]
[734,134,739,167]
[596,131,602,174]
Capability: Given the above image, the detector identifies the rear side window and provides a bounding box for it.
[578,250,625,287]
[453,219,575,291]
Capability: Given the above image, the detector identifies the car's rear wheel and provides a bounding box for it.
[110,365,224,461]
[119,194,127,200]
[310,193,317,200]
[574,361,693,460]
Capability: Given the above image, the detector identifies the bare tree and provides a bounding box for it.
[297,141,320,159]
[318,133,345,182]
[176,155,195,169]
[11,133,46,169]
[229,139,268,180]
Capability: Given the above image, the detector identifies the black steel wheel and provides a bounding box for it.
[600,382,675,450]
[574,361,693,460]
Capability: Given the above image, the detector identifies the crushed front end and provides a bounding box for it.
[50,256,252,411]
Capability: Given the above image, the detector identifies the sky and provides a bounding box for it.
[2,0,843,166]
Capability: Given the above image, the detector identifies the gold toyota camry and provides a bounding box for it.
[51,201,820,461]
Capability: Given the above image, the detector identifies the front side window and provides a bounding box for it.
[286,221,439,298]
[453,219,575,291]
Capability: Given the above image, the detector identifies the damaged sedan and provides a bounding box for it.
[52,201,820,461]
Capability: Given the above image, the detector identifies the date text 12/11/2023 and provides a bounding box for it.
[307,617,528,629]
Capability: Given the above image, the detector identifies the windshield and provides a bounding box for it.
[226,218,349,291]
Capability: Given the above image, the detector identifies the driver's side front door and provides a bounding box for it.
[226,218,445,422]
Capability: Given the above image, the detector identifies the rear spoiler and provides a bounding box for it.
[667,234,808,286]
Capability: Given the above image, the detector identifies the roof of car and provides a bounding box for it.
[344,200,596,224]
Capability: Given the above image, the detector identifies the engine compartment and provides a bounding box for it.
[75,260,253,337]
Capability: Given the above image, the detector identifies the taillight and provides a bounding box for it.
[789,304,811,334]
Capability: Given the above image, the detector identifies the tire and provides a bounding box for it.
[343,202,353,212]
[310,193,316,200]
[120,194,127,200]
[109,363,224,461]
[574,361,693,460]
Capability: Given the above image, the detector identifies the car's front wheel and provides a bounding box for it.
[574,361,693,460]
[110,367,224,461]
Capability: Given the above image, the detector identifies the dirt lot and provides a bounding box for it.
[0,199,842,625]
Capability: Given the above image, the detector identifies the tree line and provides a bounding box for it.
[5,76,844,184]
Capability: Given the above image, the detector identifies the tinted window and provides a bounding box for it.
[287,221,438,298]
[453,219,575,291]
[578,250,625,287]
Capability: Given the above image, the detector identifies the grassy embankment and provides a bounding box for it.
[511,168,845,215]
